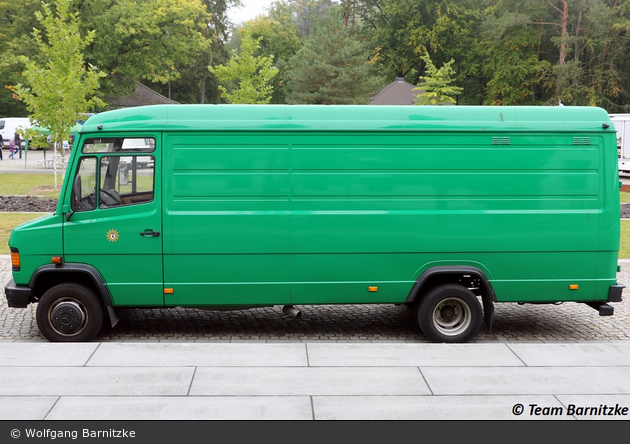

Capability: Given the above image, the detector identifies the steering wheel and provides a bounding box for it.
[100,188,123,206]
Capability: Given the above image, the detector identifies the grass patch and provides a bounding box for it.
[621,191,630,204]
[0,174,63,199]
[0,213,46,255]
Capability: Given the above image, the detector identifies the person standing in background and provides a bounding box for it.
[14,131,22,159]
[0,134,3,160]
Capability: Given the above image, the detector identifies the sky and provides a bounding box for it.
[227,0,275,26]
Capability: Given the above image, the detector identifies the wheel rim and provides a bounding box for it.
[432,297,472,337]
[48,298,88,337]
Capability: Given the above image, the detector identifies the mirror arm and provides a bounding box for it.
[62,204,74,221]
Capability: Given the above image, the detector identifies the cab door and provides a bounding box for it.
[63,135,163,306]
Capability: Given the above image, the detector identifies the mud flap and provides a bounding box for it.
[482,297,494,333]
[106,306,120,328]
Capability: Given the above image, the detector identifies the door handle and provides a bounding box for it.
[140,230,160,237]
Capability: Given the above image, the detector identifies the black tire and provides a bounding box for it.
[416,284,482,343]
[36,283,104,342]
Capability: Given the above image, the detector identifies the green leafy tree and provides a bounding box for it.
[12,0,104,185]
[0,0,48,116]
[476,0,630,108]
[357,0,482,85]
[291,0,336,38]
[209,26,279,104]
[3,0,630,111]
[413,51,462,105]
[285,7,383,104]
[181,0,242,104]
[1,1,229,107]
[613,0,630,111]
[139,0,242,104]
[239,15,302,103]
[570,0,630,109]
[479,3,551,105]
[75,0,211,103]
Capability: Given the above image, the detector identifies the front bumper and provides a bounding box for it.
[4,279,32,308]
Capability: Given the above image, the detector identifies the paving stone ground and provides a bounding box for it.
[1,256,629,343]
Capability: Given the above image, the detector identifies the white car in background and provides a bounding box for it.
[0,117,32,147]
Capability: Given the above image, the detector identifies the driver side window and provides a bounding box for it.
[72,157,97,212]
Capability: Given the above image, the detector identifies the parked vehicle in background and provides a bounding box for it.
[610,114,630,173]
[120,138,154,169]
[3,104,625,343]
[0,117,32,147]
[26,114,96,151]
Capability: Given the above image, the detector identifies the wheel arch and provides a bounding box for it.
[29,264,118,327]
[406,266,497,330]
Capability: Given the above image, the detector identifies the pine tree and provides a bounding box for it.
[285,8,383,105]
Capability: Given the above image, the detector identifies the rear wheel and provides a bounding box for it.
[36,283,104,342]
[416,284,482,343]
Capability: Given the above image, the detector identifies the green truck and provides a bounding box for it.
[4,105,625,343]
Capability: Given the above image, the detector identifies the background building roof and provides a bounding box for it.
[370,77,422,105]
[106,81,178,109]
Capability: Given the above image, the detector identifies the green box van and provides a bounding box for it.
[3,105,625,343]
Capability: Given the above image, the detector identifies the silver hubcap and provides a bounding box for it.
[432,297,471,336]
[48,298,88,336]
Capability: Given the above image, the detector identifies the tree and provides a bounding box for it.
[181,0,242,104]
[480,0,630,108]
[285,7,383,104]
[357,1,481,79]
[0,0,49,116]
[75,0,211,103]
[575,0,629,110]
[12,0,104,186]
[240,14,302,103]
[3,0,630,111]
[479,2,551,105]
[611,0,630,111]
[209,26,279,104]
[138,0,243,104]
[413,51,462,105]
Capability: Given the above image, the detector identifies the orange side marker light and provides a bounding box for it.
[10,249,20,271]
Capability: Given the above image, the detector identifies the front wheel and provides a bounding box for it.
[36,283,104,342]
[416,284,482,343]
